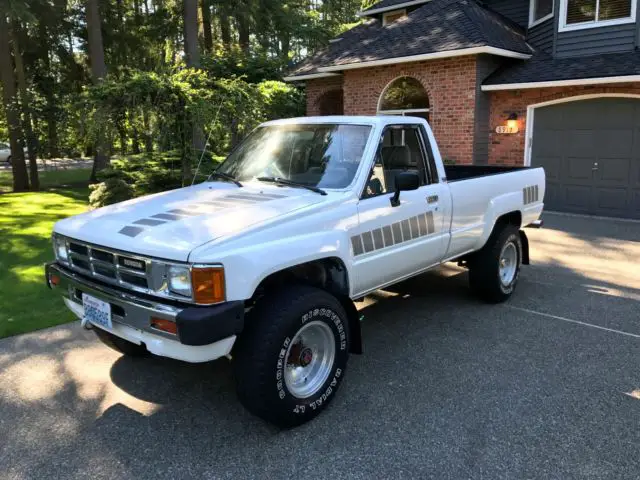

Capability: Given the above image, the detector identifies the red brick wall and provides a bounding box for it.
[306,77,344,116]
[488,83,640,165]
[305,56,478,164]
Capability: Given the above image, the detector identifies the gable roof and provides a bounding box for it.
[358,0,431,16]
[285,0,531,81]
[483,51,640,90]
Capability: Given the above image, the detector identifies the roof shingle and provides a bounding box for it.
[483,51,640,87]
[287,0,530,79]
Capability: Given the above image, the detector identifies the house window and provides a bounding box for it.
[560,0,637,31]
[529,0,554,26]
[378,77,430,122]
[383,10,407,26]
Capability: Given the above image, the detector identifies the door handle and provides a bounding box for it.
[427,195,439,204]
[592,162,599,172]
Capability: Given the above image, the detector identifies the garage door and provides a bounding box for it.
[531,98,640,219]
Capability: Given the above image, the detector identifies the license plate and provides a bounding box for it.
[82,293,112,330]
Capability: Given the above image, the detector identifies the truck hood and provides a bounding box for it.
[54,182,326,261]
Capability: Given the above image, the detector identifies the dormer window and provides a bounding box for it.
[383,9,407,25]
[559,0,637,31]
[529,0,554,27]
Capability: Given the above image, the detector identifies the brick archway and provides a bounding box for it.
[317,89,344,116]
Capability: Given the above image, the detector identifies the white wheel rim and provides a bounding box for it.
[499,242,518,287]
[284,320,336,399]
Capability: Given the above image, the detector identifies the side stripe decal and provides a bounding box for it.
[523,185,539,205]
[351,211,435,257]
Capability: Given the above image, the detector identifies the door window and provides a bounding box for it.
[363,126,429,198]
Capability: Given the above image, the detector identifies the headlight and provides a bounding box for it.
[53,235,69,263]
[168,265,192,297]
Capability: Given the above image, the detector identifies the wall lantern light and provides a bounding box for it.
[507,113,518,130]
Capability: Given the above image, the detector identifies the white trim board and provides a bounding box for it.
[317,47,531,73]
[283,72,342,82]
[357,0,430,17]
[482,75,640,91]
[523,93,640,166]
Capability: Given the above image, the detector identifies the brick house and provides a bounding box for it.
[284,0,640,220]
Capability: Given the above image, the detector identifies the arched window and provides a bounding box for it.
[377,77,430,121]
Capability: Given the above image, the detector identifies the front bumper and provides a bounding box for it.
[45,262,244,363]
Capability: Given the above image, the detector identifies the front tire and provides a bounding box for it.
[469,225,522,303]
[6,156,11,165]
[234,285,350,428]
[94,328,149,357]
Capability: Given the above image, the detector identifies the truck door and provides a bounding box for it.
[350,123,450,296]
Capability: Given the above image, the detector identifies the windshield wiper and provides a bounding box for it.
[209,171,243,187]
[257,177,327,196]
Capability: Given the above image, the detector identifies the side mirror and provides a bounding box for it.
[390,172,420,207]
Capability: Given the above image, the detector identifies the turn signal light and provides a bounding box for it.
[151,317,178,335]
[49,274,61,287]
[191,267,225,304]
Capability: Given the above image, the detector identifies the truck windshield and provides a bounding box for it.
[214,124,372,189]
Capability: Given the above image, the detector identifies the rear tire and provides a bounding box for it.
[234,285,350,428]
[94,328,149,357]
[469,224,522,303]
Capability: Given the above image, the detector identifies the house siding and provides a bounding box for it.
[528,17,554,53]
[487,83,640,165]
[484,0,530,27]
[556,24,637,58]
[335,56,478,164]
[554,0,640,58]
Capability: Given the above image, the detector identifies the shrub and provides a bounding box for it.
[89,178,135,208]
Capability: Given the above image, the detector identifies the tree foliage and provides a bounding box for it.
[1,0,367,192]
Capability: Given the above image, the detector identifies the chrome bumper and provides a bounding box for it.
[45,263,242,363]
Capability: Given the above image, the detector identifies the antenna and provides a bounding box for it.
[191,101,224,186]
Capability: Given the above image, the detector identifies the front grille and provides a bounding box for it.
[66,240,150,291]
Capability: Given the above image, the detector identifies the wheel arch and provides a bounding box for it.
[249,257,362,355]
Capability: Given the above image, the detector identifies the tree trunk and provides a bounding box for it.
[237,10,250,53]
[220,10,231,49]
[10,22,39,190]
[0,16,28,192]
[183,0,200,67]
[143,109,153,153]
[86,0,110,180]
[281,32,290,62]
[201,0,213,53]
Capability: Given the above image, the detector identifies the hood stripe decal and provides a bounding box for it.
[119,226,146,237]
[117,191,290,238]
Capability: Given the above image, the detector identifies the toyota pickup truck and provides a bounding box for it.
[46,116,545,427]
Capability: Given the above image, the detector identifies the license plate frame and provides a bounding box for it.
[82,293,113,330]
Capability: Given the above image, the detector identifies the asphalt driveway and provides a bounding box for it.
[1,213,639,479]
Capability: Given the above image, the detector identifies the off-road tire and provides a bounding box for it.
[234,285,350,428]
[469,225,522,303]
[94,328,150,357]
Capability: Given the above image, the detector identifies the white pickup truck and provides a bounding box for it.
[46,116,544,427]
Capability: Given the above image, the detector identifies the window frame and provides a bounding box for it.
[529,0,555,27]
[559,0,637,32]
[359,124,434,200]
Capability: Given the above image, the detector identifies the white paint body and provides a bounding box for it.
[53,116,545,362]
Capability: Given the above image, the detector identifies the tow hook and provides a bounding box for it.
[81,317,93,331]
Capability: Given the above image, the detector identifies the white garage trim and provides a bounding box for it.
[524,93,640,166]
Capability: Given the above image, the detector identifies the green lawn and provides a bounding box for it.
[0,173,90,338]
[0,168,91,193]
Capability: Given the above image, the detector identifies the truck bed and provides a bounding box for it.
[445,165,531,182]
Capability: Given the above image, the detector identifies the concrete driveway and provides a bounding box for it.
[1,214,639,479]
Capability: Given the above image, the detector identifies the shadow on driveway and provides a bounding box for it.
[1,214,639,479]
